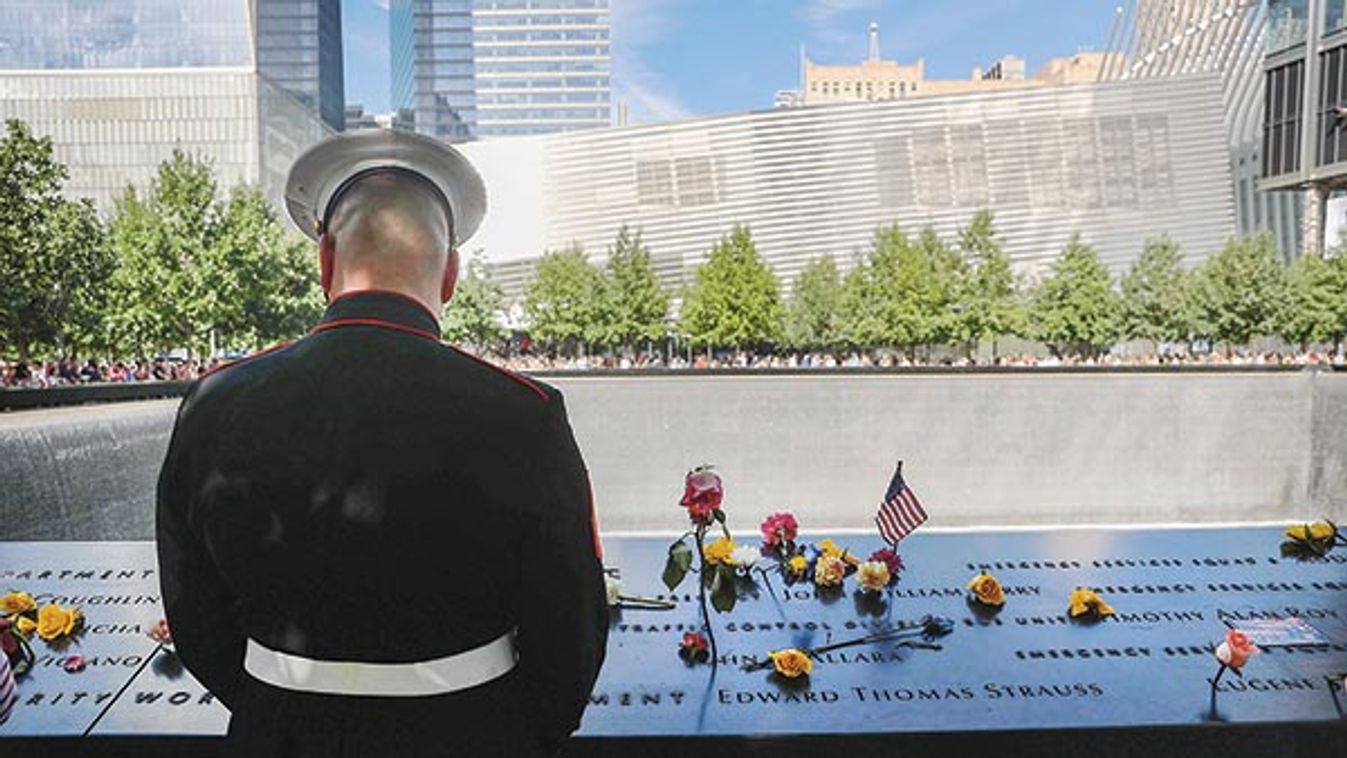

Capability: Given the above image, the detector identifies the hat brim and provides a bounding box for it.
[284,130,486,246]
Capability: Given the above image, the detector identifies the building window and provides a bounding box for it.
[1263,59,1304,177]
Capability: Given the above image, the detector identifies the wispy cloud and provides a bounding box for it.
[370,0,390,11]
[611,0,690,124]
[797,0,882,59]
[798,0,881,25]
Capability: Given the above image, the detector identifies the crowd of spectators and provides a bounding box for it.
[490,348,1345,372]
[2,348,1341,388]
[0,357,222,388]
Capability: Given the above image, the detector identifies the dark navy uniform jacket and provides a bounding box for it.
[156,290,608,757]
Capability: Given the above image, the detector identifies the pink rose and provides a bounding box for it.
[680,468,723,525]
[1215,629,1259,670]
[760,512,799,548]
[869,548,903,578]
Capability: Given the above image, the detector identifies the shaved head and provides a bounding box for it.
[319,172,459,312]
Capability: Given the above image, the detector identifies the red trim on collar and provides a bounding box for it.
[199,340,295,379]
[310,318,442,342]
[327,289,440,323]
[448,345,551,403]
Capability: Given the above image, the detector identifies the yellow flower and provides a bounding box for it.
[967,572,1006,606]
[856,560,891,592]
[15,616,37,637]
[787,555,809,577]
[1067,588,1113,618]
[703,536,736,566]
[769,648,813,678]
[816,539,859,566]
[36,603,82,641]
[1285,521,1336,543]
[0,591,36,615]
[814,554,847,587]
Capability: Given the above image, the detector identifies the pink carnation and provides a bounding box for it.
[760,512,799,548]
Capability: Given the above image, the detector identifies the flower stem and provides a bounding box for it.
[1212,662,1228,688]
[694,524,718,668]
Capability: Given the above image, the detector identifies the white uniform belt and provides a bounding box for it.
[244,631,517,697]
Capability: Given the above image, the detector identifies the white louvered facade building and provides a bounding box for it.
[463,71,1238,299]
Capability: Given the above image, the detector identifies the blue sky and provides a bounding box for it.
[342,1,1119,120]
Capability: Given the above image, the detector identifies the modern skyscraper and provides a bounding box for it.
[392,0,612,142]
[0,0,341,208]
[256,0,347,132]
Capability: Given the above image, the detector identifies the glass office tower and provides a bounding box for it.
[392,0,612,142]
[0,0,338,208]
[256,0,346,131]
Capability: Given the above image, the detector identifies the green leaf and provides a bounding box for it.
[710,565,738,612]
[662,541,693,590]
[712,509,726,524]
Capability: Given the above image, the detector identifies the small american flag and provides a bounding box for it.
[876,461,927,546]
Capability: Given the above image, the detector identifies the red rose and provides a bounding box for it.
[0,633,14,655]
[63,655,85,673]
[680,631,710,658]
[680,468,723,525]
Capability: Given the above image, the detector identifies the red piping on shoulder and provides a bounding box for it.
[309,318,442,343]
[327,289,440,323]
[587,470,603,561]
[448,345,550,403]
[199,340,294,379]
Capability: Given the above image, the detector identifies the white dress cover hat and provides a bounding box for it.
[284,129,487,246]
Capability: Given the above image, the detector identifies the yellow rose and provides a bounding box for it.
[1067,587,1113,618]
[15,616,37,638]
[856,560,891,592]
[814,554,847,587]
[787,555,809,577]
[703,537,736,566]
[769,648,813,678]
[1285,521,1336,543]
[36,603,81,641]
[0,591,36,615]
[967,572,1006,606]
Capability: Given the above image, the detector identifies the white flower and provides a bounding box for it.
[604,575,622,606]
[730,546,760,568]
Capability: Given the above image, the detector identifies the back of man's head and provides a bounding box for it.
[322,172,455,305]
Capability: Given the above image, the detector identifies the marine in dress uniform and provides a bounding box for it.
[155,131,607,757]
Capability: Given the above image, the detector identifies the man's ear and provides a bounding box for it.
[318,232,335,299]
[441,248,461,304]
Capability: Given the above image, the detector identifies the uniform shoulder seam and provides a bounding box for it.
[447,346,551,403]
[198,340,296,380]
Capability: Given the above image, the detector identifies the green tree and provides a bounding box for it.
[679,225,783,348]
[604,225,668,349]
[442,256,507,350]
[1120,236,1193,344]
[956,210,1023,356]
[106,151,223,356]
[784,255,844,350]
[1279,251,1347,351]
[523,245,608,353]
[0,119,114,360]
[837,225,960,354]
[1191,232,1288,350]
[1029,234,1121,357]
[209,186,323,350]
[911,225,966,350]
[105,151,321,356]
